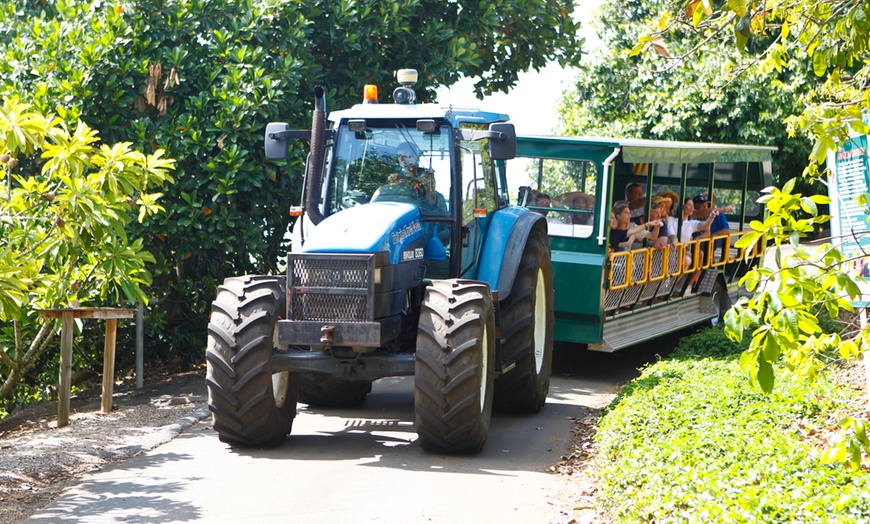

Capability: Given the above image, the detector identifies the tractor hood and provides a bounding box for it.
[302,202,430,265]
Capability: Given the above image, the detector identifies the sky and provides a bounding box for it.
[435,2,604,135]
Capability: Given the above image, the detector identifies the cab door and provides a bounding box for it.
[456,140,497,278]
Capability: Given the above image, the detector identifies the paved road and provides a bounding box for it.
[26,343,671,523]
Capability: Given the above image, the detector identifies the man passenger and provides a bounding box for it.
[533,193,563,225]
[625,182,646,225]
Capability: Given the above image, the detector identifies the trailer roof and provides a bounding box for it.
[517,134,777,164]
[329,103,510,127]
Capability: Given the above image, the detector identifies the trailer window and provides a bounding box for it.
[512,158,598,238]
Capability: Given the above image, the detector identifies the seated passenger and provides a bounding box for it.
[654,190,680,244]
[647,201,670,249]
[415,168,449,217]
[625,182,646,225]
[555,192,595,225]
[609,201,663,252]
[680,198,716,244]
[532,193,564,224]
[681,197,718,286]
[691,194,733,236]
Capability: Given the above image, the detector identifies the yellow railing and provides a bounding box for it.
[606,230,765,290]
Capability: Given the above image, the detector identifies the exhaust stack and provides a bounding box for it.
[305,86,327,225]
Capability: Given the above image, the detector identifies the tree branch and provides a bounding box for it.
[0,343,16,370]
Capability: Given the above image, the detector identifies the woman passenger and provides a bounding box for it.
[609,201,662,252]
[655,190,680,243]
[651,196,676,246]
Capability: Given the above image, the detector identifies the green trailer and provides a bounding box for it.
[510,135,775,351]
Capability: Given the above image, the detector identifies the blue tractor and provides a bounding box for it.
[206,70,554,453]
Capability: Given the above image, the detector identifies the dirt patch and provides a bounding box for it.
[0,367,209,524]
[546,406,610,524]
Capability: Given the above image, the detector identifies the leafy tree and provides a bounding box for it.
[557,0,814,185]
[630,0,870,468]
[0,0,584,365]
[633,0,869,167]
[0,99,174,410]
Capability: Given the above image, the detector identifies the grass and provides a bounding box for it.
[592,325,870,523]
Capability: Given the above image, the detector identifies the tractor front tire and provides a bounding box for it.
[206,276,297,447]
[494,227,554,413]
[296,373,371,407]
[415,280,496,454]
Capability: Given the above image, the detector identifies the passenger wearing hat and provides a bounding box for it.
[691,193,733,235]
[647,199,671,249]
[652,194,677,246]
[655,190,680,242]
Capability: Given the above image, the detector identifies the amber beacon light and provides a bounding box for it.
[363,84,378,104]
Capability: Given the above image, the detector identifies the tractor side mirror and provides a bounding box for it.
[265,122,290,160]
[488,123,516,160]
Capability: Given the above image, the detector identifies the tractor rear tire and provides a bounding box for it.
[296,374,371,407]
[206,276,297,447]
[414,279,496,454]
[494,227,554,413]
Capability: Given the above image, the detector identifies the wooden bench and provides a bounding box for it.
[40,308,135,428]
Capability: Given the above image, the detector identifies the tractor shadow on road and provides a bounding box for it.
[220,336,679,476]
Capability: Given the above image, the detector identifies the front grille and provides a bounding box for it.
[293,293,368,322]
[291,257,369,289]
[288,254,373,322]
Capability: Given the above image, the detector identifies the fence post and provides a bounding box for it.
[58,312,74,427]
[136,302,144,389]
[101,318,118,413]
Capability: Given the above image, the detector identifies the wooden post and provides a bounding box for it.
[101,318,118,413]
[58,311,74,428]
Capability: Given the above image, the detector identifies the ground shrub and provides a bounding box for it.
[671,324,746,360]
[594,331,870,523]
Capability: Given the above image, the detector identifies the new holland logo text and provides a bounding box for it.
[390,220,422,245]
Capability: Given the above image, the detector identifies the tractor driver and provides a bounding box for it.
[379,142,448,217]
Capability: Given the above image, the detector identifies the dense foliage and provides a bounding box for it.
[0,100,174,413]
[577,0,870,464]
[0,0,584,380]
[637,0,870,169]
[595,326,870,522]
[557,0,814,184]
[634,0,870,465]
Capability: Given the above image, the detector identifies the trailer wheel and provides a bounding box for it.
[414,279,495,454]
[206,276,297,447]
[494,228,554,413]
[296,374,371,407]
[710,279,731,327]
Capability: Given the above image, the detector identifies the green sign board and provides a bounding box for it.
[828,131,870,302]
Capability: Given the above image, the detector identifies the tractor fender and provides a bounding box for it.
[476,207,547,301]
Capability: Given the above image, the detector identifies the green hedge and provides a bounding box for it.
[594,327,870,523]
[0,0,583,376]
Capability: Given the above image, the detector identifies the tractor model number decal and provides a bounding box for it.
[390,220,422,245]
[402,247,424,262]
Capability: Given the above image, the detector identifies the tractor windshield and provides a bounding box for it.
[325,122,453,217]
